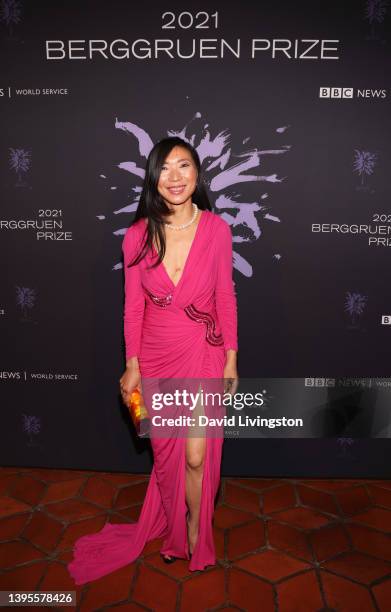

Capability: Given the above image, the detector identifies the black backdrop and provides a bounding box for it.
[1,0,390,476]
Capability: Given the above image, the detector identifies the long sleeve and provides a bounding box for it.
[122,226,145,360]
[214,220,238,352]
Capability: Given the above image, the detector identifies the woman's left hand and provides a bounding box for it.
[223,359,239,396]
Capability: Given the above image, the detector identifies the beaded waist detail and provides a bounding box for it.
[145,288,173,307]
[184,303,224,347]
[144,289,223,347]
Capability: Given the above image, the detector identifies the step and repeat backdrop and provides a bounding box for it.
[1,0,390,476]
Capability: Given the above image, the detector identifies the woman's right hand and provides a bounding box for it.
[119,366,142,406]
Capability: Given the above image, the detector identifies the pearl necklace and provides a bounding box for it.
[164,202,198,231]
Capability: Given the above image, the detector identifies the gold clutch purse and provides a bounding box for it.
[126,386,150,437]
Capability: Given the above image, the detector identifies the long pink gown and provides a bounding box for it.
[67,208,238,584]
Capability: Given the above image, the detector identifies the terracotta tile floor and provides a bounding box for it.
[1,467,391,611]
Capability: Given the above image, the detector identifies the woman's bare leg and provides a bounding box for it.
[161,385,206,562]
[185,436,206,553]
[185,383,206,554]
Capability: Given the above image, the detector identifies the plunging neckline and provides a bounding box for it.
[145,209,205,290]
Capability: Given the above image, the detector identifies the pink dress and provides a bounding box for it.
[67,209,238,584]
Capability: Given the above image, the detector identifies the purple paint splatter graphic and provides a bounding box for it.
[99,114,290,277]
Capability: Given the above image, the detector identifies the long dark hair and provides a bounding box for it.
[127,136,212,269]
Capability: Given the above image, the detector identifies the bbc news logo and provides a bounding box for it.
[382,315,391,325]
[320,87,387,99]
[320,87,353,98]
[305,378,336,387]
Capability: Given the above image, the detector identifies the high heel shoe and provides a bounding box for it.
[160,553,177,564]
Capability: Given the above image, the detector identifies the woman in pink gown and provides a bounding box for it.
[67,137,238,585]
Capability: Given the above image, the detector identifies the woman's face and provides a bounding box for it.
[157,146,198,208]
